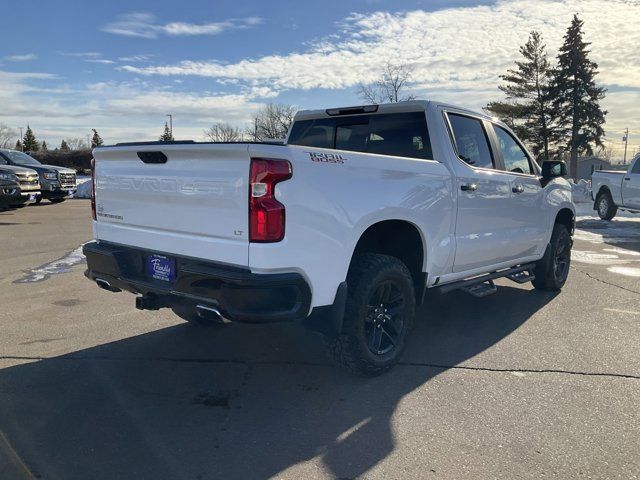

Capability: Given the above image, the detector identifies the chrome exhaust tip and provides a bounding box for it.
[95,278,121,292]
[195,304,231,324]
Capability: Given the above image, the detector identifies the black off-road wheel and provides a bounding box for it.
[532,223,572,292]
[327,253,416,376]
[595,192,617,220]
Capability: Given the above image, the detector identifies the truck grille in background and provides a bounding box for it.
[15,172,40,189]
[59,172,77,188]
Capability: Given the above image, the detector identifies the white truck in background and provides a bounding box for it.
[592,154,640,219]
[84,100,575,375]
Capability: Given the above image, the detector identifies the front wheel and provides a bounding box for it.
[595,192,617,220]
[326,253,416,376]
[533,223,572,292]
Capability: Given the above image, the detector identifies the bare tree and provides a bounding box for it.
[64,137,90,150]
[357,61,417,104]
[245,103,296,141]
[596,144,613,163]
[0,123,17,148]
[204,122,242,142]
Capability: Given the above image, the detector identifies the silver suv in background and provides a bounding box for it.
[0,164,41,207]
[0,149,76,204]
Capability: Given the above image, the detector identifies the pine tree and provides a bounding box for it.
[159,122,174,141]
[487,31,555,161]
[22,125,39,152]
[41,140,48,151]
[15,139,22,151]
[60,139,70,152]
[91,129,104,148]
[550,14,606,179]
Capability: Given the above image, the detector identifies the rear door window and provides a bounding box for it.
[288,112,432,160]
[447,113,494,169]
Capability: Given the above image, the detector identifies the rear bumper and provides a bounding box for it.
[83,241,312,323]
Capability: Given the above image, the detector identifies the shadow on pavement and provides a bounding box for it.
[0,286,555,480]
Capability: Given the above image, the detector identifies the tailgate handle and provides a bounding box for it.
[137,151,168,164]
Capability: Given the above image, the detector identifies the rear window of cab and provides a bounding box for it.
[288,112,433,160]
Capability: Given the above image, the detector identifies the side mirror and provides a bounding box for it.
[541,160,567,179]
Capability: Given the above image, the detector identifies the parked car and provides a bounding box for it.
[83,100,575,375]
[592,154,640,219]
[0,149,77,203]
[0,171,21,211]
[0,165,41,207]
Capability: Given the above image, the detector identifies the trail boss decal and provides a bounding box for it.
[306,152,347,164]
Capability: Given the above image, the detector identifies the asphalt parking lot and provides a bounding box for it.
[1,200,639,480]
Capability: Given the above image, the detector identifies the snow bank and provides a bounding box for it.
[570,179,592,204]
[74,176,92,199]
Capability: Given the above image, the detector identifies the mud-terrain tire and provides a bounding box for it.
[532,223,572,292]
[327,253,416,376]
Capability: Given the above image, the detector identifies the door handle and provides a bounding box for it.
[624,177,631,181]
[512,184,524,194]
[460,183,477,192]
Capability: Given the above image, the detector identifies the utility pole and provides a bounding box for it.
[166,114,173,138]
[19,127,23,151]
[622,128,629,165]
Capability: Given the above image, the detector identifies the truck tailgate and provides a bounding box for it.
[93,144,251,266]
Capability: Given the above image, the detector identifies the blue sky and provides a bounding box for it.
[1,0,639,158]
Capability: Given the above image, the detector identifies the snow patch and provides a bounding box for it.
[74,176,92,199]
[570,179,592,204]
[572,250,632,265]
[15,243,87,283]
[607,266,640,277]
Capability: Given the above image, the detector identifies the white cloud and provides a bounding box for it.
[122,0,640,92]
[102,12,263,39]
[117,54,154,62]
[84,59,116,65]
[0,72,262,143]
[3,1,640,150]
[4,54,37,62]
[57,51,103,58]
[118,0,639,148]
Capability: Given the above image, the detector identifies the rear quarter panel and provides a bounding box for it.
[248,143,454,308]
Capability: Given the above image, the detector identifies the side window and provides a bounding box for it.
[447,114,494,169]
[287,119,334,149]
[365,112,432,159]
[631,159,640,174]
[494,126,533,175]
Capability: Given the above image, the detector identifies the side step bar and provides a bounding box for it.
[438,263,536,298]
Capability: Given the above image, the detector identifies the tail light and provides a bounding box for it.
[249,158,292,242]
[90,158,96,220]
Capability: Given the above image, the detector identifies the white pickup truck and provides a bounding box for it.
[84,101,575,375]
[592,155,640,220]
